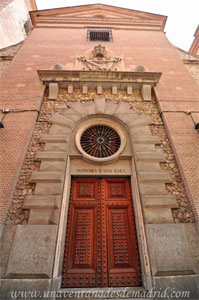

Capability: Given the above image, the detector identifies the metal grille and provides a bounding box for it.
[87,28,113,42]
[80,125,121,158]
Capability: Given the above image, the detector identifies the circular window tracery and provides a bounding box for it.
[75,119,126,164]
[80,125,121,158]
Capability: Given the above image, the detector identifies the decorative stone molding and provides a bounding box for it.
[67,84,73,94]
[76,44,124,71]
[127,85,133,95]
[49,83,59,100]
[30,5,167,31]
[82,84,88,94]
[37,70,162,101]
[92,44,107,56]
[97,84,102,94]
[24,98,177,225]
[141,84,151,101]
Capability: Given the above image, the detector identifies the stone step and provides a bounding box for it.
[49,113,73,127]
[139,183,168,195]
[136,162,162,172]
[144,207,174,223]
[128,115,151,128]
[133,136,161,144]
[142,194,177,208]
[135,152,165,162]
[49,125,71,135]
[28,209,59,225]
[23,195,61,209]
[130,126,152,136]
[138,172,171,183]
[40,134,68,143]
[40,161,66,172]
[30,171,64,183]
[44,143,67,152]
[35,151,66,161]
[34,182,63,195]
[134,144,157,152]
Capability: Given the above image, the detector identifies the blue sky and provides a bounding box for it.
[35,0,199,52]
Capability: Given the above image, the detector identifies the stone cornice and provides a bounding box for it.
[37,70,162,89]
[31,18,163,31]
[30,4,167,31]
[34,25,163,32]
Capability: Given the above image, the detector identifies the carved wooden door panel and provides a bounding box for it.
[62,177,141,288]
[103,178,141,287]
[62,178,99,288]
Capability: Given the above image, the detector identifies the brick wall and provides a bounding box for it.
[0,111,37,223]
[176,48,199,86]
[1,17,199,224]
[0,43,22,77]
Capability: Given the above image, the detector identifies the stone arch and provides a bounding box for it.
[25,98,178,288]
[27,98,177,225]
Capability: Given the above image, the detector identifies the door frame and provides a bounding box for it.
[52,156,152,290]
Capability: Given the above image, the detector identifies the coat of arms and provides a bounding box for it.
[77,45,123,71]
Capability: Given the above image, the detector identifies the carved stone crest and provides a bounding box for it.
[76,44,123,71]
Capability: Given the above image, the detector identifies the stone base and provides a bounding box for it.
[0,225,17,277]
[0,279,51,300]
[146,224,195,275]
[1,276,198,299]
[152,275,199,299]
[5,225,57,278]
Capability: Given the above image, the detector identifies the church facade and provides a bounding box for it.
[0,4,199,299]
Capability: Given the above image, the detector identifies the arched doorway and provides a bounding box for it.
[43,98,169,290]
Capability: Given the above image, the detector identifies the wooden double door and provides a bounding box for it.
[62,177,141,288]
